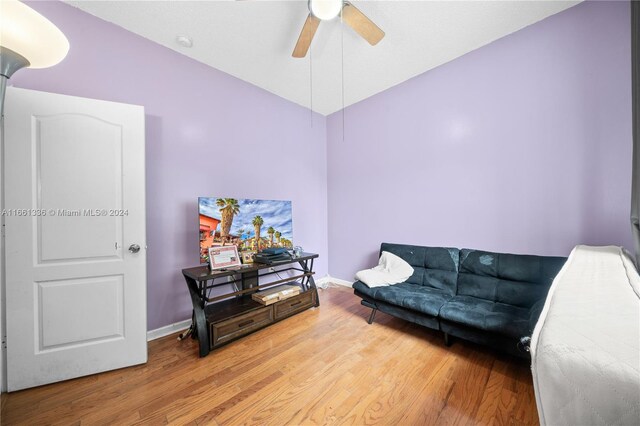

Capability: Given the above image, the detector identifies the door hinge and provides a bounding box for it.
[2,335,6,350]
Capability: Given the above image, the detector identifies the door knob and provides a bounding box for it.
[128,244,141,253]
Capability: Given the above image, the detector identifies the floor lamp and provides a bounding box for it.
[0,0,68,391]
[0,0,69,117]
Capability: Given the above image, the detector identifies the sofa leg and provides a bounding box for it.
[367,308,378,324]
[444,332,451,347]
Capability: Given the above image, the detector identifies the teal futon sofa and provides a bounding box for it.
[353,243,566,357]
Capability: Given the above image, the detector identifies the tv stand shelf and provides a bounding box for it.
[181,252,319,357]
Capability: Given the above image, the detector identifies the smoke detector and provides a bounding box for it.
[176,35,193,48]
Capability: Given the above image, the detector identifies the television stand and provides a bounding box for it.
[181,253,319,357]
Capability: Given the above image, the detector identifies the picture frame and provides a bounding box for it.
[241,251,256,264]
[208,245,241,270]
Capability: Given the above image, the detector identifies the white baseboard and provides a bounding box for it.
[147,319,191,341]
[316,275,353,288]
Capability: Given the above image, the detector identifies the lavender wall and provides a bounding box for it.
[327,1,633,280]
[8,1,632,329]
[12,1,328,330]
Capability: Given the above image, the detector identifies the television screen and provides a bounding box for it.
[198,197,293,264]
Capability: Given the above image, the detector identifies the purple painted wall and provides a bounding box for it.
[8,1,632,328]
[11,1,328,330]
[327,1,633,280]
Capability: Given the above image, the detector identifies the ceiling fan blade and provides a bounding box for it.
[341,2,385,46]
[292,14,321,58]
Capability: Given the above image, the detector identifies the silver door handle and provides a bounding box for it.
[128,244,141,253]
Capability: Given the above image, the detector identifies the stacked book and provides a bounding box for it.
[253,248,292,264]
[252,284,300,306]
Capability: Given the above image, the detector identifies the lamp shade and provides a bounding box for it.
[0,0,69,69]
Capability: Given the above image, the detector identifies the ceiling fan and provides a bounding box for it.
[292,0,385,58]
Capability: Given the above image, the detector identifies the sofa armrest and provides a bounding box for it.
[528,298,546,334]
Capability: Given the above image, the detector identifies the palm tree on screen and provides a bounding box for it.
[253,216,264,251]
[267,227,275,247]
[216,198,239,244]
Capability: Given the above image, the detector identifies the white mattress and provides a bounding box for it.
[530,245,640,426]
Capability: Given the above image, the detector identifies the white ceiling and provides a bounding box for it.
[66,0,581,115]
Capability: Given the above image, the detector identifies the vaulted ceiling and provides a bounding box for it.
[66,1,581,115]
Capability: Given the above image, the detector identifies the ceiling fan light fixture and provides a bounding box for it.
[309,0,342,21]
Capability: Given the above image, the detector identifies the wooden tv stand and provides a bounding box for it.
[181,253,319,357]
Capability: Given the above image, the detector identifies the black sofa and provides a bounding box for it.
[353,243,566,357]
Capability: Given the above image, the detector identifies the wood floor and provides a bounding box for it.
[1,287,538,425]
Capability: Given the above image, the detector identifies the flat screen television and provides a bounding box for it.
[198,197,293,264]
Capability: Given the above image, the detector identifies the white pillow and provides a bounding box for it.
[355,251,414,288]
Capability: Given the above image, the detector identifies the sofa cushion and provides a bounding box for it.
[439,295,531,338]
[380,243,459,295]
[353,281,452,317]
[458,249,566,308]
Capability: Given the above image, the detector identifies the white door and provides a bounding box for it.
[3,87,147,391]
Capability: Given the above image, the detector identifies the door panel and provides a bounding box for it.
[4,87,147,391]
[36,114,123,263]
[37,275,124,351]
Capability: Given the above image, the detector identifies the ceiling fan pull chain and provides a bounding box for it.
[341,8,345,143]
[310,42,313,127]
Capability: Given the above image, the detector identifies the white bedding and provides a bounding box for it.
[530,245,640,426]
[355,251,414,287]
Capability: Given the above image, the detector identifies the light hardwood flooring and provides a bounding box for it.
[1,286,538,425]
